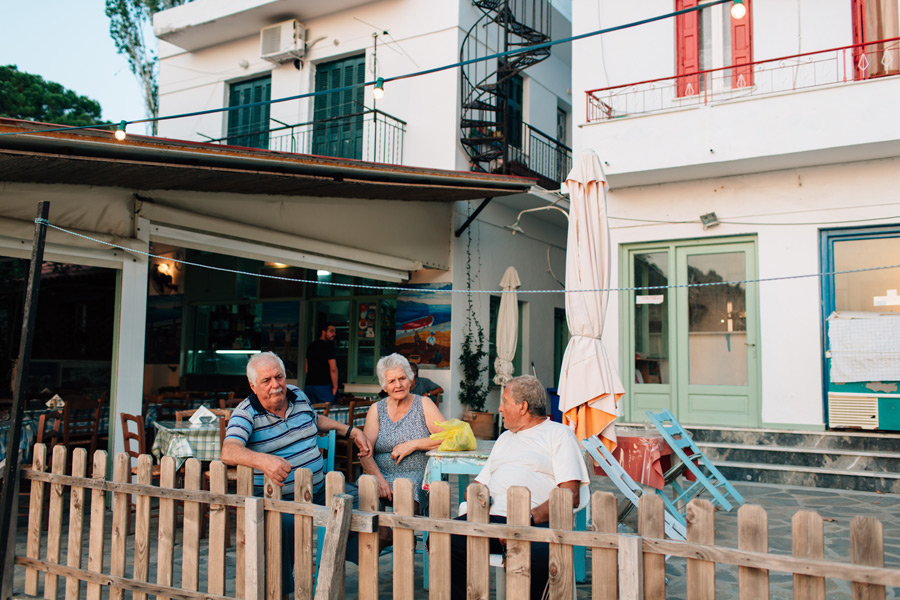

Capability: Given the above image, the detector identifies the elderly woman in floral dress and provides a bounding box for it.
[360,353,446,548]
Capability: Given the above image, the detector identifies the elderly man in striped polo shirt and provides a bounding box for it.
[223,351,371,594]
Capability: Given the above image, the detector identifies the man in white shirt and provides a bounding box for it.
[449,375,590,600]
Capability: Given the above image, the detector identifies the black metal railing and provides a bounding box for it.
[507,123,572,189]
[214,108,406,165]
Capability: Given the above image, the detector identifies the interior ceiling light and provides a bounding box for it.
[731,0,747,19]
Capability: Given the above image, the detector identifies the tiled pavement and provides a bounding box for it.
[12,477,900,599]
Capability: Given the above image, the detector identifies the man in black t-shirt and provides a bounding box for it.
[305,323,338,404]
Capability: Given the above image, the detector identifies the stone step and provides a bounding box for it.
[697,442,900,474]
[683,425,900,453]
[715,460,900,494]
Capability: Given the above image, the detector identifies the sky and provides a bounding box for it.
[0,0,151,132]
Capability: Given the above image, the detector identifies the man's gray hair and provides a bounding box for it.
[247,351,286,383]
[376,353,414,389]
[506,375,548,417]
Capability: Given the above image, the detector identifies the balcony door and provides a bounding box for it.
[625,238,760,427]
[313,55,365,159]
[227,75,271,149]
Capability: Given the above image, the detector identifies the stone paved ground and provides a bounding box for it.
[12,478,900,599]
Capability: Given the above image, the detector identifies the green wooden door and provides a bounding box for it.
[674,242,760,426]
[313,55,365,159]
[227,75,271,149]
[623,239,760,426]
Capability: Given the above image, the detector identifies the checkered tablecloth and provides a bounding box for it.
[0,415,39,463]
[151,420,221,470]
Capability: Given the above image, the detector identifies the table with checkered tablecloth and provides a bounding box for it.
[0,415,40,463]
[151,420,221,470]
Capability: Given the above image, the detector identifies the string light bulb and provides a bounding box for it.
[114,120,127,141]
[372,77,385,100]
[731,0,747,19]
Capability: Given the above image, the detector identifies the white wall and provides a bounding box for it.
[602,158,900,427]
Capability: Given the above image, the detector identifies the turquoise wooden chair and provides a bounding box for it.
[645,408,744,520]
[313,429,337,584]
[581,435,686,540]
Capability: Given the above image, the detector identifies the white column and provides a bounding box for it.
[108,217,150,457]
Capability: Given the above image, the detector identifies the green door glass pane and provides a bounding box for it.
[227,76,271,149]
[634,252,669,384]
[313,55,365,159]
[687,252,747,386]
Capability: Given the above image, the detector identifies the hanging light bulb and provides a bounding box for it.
[372,77,385,100]
[114,120,127,141]
[731,0,747,19]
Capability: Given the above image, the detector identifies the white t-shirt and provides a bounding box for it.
[475,419,590,517]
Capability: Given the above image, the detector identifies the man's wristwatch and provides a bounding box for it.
[342,426,354,439]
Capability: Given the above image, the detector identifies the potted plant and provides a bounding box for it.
[458,218,494,438]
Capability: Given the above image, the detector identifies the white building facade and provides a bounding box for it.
[573,0,900,430]
[150,0,575,418]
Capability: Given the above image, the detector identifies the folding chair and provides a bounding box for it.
[581,435,686,540]
[645,409,744,520]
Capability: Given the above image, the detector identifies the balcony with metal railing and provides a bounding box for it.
[586,37,900,123]
[506,123,572,190]
[211,107,406,165]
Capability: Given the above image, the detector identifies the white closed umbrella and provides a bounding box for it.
[493,266,521,389]
[557,150,625,451]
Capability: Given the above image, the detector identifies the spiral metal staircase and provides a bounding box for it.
[460,0,556,184]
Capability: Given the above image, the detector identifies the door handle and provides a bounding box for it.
[744,343,756,347]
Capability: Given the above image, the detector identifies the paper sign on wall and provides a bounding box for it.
[636,295,664,305]
[874,289,900,307]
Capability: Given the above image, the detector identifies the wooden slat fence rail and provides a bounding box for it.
[11,444,900,600]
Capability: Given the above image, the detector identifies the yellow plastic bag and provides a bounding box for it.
[430,419,476,452]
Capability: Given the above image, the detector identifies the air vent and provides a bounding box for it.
[828,392,879,430]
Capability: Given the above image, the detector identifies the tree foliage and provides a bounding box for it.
[105,0,193,133]
[0,65,103,126]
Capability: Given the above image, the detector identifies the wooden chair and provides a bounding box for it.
[18,409,64,521]
[120,412,163,534]
[62,395,102,457]
[216,392,240,410]
[153,391,191,422]
[334,398,374,483]
[311,402,331,417]
[174,408,231,424]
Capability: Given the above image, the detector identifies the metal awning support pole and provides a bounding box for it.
[0,202,50,599]
[454,197,493,238]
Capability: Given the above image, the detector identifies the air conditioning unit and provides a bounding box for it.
[260,19,305,63]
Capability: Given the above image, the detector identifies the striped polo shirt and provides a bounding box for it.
[224,385,324,499]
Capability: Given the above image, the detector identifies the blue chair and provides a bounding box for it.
[581,435,686,540]
[313,429,337,583]
[645,409,744,521]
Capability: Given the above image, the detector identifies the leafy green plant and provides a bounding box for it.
[457,208,490,412]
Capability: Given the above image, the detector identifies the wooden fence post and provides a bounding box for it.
[133,454,153,600]
[44,444,68,600]
[324,470,346,600]
[208,460,227,595]
[686,499,715,599]
[65,448,88,600]
[738,504,769,599]
[549,487,575,599]
[638,494,666,599]
[592,491,617,600]
[851,516,885,600]
[393,478,416,598]
[428,481,451,600]
[156,456,177,600]
[245,497,266,600]
[466,483,491,600]
[110,453,130,600]
[506,486,531,599]
[264,474,283,600]
[295,468,315,600]
[86,450,108,600]
[792,510,825,599]
[618,535,644,600]
[24,443,47,596]
[314,494,354,600]
[357,474,379,600]
[182,458,202,592]
[236,464,253,600]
